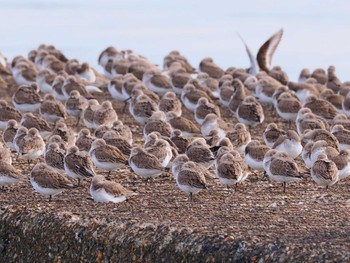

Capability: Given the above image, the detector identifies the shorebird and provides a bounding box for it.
[272,130,303,159]
[102,131,132,157]
[158,91,182,117]
[51,121,76,148]
[46,135,68,152]
[296,108,329,136]
[36,69,56,93]
[181,84,213,112]
[52,75,67,101]
[39,94,67,122]
[309,140,339,166]
[244,140,270,171]
[311,153,339,190]
[64,146,95,186]
[61,76,91,99]
[275,93,302,123]
[225,123,251,154]
[0,100,22,129]
[108,74,125,101]
[238,28,283,76]
[142,69,172,96]
[93,101,118,129]
[216,152,249,190]
[2,120,19,151]
[76,62,96,82]
[302,129,339,151]
[143,111,173,138]
[263,149,303,192]
[90,174,137,203]
[227,79,247,116]
[288,81,320,105]
[163,50,196,73]
[199,57,224,79]
[263,123,286,148]
[298,68,311,83]
[89,139,128,176]
[320,89,343,111]
[331,125,350,151]
[311,68,327,85]
[12,83,42,112]
[170,129,190,154]
[144,138,173,168]
[111,120,133,145]
[12,62,37,85]
[13,126,28,154]
[195,97,221,125]
[236,96,264,127]
[30,163,73,201]
[201,113,231,138]
[176,161,208,201]
[0,161,28,190]
[219,81,235,107]
[98,46,119,68]
[196,72,220,98]
[330,150,350,180]
[186,138,215,169]
[76,128,95,152]
[65,90,89,123]
[304,95,337,121]
[169,67,192,95]
[326,65,342,93]
[166,111,200,137]
[17,128,45,162]
[129,89,159,125]
[0,143,12,165]
[128,147,164,180]
[20,112,52,138]
[44,142,66,173]
[82,99,100,129]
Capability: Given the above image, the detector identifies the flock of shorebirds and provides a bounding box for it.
[0,29,349,203]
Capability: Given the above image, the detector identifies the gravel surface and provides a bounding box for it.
[0,76,350,262]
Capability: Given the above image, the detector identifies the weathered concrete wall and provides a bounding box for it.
[0,205,348,262]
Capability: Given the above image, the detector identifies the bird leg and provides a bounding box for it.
[283,182,286,193]
[49,195,52,202]
[189,192,193,202]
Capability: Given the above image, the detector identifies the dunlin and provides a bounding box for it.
[98,46,118,68]
[201,113,230,138]
[76,62,96,82]
[12,83,42,112]
[93,101,118,129]
[199,57,224,79]
[158,91,182,117]
[0,143,12,165]
[326,66,342,93]
[275,93,302,122]
[166,111,200,137]
[30,163,73,201]
[142,69,172,96]
[108,74,125,101]
[36,69,56,93]
[163,50,196,73]
[288,81,319,105]
[263,123,286,148]
[129,89,159,125]
[298,68,311,83]
[39,94,67,122]
[145,138,173,168]
[309,140,339,166]
[89,139,128,175]
[20,112,52,138]
[181,84,212,112]
[216,152,248,190]
[44,142,65,173]
[304,95,337,121]
[82,99,100,129]
[51,121,76,148]
[244,140,270,171]
[268,66,289,85]
[176,161,208,201]
[12,62,37,85]
[186,138,215,168]
[226,123,251,154]
[169,67,192,95]
[170,129,190,154]
[311,153,339,190]
[52,75,67,101]
[236,96,264,126]
[195,97,220,125]
[64,146,95,185]
[0,100,22,129]
[219,81,235,107]
[320,89,343,111]
[65,90,89,122]
[76,128,95,152]
[143,111,173,138]
[46,135,68,152]
[111,120,133,145]
[2,120,18,151]
[302,129,339,151]
[90,174,137,203]
[17,128,45,162]
[0,161,27,190]
[128,147,164,179]
[62,76,91,99]
[272,130,303,159]
[331,125,350,151]
[296,108,329,136]
[102,131,132,157]
[263,149,302,192]
[330,150,350,180]
[311,68,327,85]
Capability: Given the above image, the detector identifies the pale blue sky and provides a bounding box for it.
[0,0,349,80]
